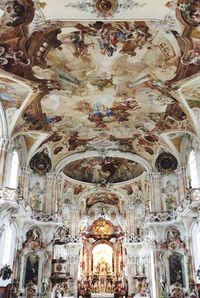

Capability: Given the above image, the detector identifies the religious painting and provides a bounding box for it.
[91,219,114,236]
[86,192,119,208]
[169,253,184,286]
[63,157,145,184]
[24,255,39,286]
[29,178,44,210]
[93,244,113,274]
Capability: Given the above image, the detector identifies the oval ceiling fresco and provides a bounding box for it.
[63,156,145,184]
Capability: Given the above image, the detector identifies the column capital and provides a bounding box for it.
[21,166,33,176]
[0,138,13,152]
[175,167,186,177]
[45,172,58,182]
[125,205,134,211]
[149,172,161,182]
[193,139,200,152]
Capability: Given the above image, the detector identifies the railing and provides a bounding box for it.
[31,209,61,222]
[1,186,200,224]
[145,210,177,223]
[0,187,61,223]
[65,235,81,243]
[125,234,144,243]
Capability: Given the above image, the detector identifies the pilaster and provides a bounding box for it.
[0,138,14,187]
[175,167,187,203]
[149,172,161,212]
[20,167,32,203]
[44,172,57,213]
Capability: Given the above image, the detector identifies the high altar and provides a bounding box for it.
[78,218,127,296]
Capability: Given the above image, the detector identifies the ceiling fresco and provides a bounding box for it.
[0,0,199,190]
[86,192,119,208]
[63,156,145,184]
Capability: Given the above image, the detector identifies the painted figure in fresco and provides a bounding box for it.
[165,180,177,196]
[68,131,92,151]
[0,0,35,28]
[77,96,140,128]
[72,21,151,58]
[30,180,43,209]
[70,31,89,57]
[90,77,113,91]
[181,48,200,66]
[189,0,200,23]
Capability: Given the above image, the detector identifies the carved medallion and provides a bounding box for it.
[96,0,118,16]
[30,151,52,176]
[156,153,178,174]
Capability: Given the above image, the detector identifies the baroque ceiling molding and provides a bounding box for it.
[65,0,146,18]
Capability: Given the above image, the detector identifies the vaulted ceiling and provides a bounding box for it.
[0,0,199,189]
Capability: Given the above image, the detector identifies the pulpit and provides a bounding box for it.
[0,284,12,298]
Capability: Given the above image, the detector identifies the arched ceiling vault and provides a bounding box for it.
[0,0,199,188]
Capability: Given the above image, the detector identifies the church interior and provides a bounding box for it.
[0,0,200,297]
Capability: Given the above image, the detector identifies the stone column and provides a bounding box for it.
[149,172,161,212]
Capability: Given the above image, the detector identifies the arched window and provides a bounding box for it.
[0,224,16,286]
[189,150,199,188]
[0,225,16,267]
[9,150,19,189]
[1,226,13,266]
